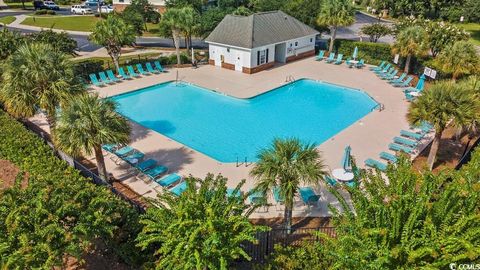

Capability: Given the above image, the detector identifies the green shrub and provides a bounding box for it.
[33,10,56,15]
[73,58,105,81]
[333,39,392,65]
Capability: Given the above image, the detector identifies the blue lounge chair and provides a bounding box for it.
[145,62,160,74]
[227,188,242,198]
[325,53,335,63]
[169,181,187,196]
[379,152,398,163]
[389,143,414,154]
[345,57,353,67]
[369,61,385,71]
[325,176,338,186]
[156,173,181,187]
[134,159,157,173]
[102,143,119,153]
[405,92,416,101]
[365,158,388,171]
[99,71,114,84]
[392,76,413,87]
[394,136,418,147]
[355,59,365,68]
[334,54,343,64]
[248,191,265,204]
[119,151,145,165]
[154,61,165,72]
[118,67,132,80]
[141,165,168,181]
[345,181,357,188]
[400,130,424,140]
[112,146,134,157]
[272,187,284,204]
[127,65,141,77]
[412,122,432,134]
[136,63,150,75]
[389,73,406,84]
[381,69,398,80]
[374,63,391,74]
[89,73,105,87]
[316,50,325,61]
[299,187,320,206]
[377,67,393,77]
[106,70,120,83]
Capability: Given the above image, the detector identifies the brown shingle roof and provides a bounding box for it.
[205,10,319,49]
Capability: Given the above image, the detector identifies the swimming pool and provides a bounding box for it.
[111,79,378,162]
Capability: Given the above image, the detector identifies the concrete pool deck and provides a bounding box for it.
[31,57,433,218]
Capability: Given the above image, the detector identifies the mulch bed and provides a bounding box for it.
[0,159,28,190]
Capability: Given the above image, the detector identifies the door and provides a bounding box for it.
[215,52,222,66]
[235,54,242,71]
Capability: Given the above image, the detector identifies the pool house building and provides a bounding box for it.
[205,11,319,74]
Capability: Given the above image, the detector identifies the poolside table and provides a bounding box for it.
[332,168,354,182]
[409,92,421,97]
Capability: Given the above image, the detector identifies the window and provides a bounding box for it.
[310,38,313,42]
[257,49,269,65]
[295,41,298,46]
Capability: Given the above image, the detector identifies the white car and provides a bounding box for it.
[71,5,93,14]
[98,5,113,13]
[43,1,60,10]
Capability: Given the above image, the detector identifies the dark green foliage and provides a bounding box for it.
[266,155,480,269]
[29,29,77,55]
[334,39,392,65]
[73,58,105,81]
[282,0,324,31]
[463,0,480,23]
[0,28,26,61]
[198,7,233,38]
[248,0,285,11]
[360,23,392,42]
[120,8,146,35]
[137,174,267,270]
[33,9,56,15]
[0,111,149,268]
[232,6,253,16]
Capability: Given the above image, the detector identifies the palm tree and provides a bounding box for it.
[407,81,480,170]
[250,138,327,232]
[435,41,480,81]
[160,6,197,67]
[54,94,130,182]
[89,15,136,72]
[0,42,84,130]
[316,0,355,53]
[392,26,428,74]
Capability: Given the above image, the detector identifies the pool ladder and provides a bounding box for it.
[285,75,296,83]
[236,156,252,167]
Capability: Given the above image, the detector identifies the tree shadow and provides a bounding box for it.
[129,120,176,143]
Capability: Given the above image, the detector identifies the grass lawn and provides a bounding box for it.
[0,16,16,25]
[21,15,100,32]
[457,23,480,46]
[5,2,33,9]
[73,52,163,69]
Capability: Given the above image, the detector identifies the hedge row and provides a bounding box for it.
[333,39,392,65]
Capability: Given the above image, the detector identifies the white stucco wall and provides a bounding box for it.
[208,44,251,69]
[250,45,275,68]
[284,35,316,58]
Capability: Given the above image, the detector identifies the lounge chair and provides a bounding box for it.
[412,122,433,134]
[325,176,338,186]
[345,181,357,188]
[248,191,265,205]
[118,151,145,165]
[106,70,120,83]
[146,62,160,74]
[156,173,181,188]
[127,65,141,78]
[389,143,414,154]
[369,61,385,71]
[102,143,120,153]
[394,136,418,147]
[379,151,398,163]
[392,76,413,87]
[334,54,343,64]
[355,59,365,68]
[99,71,114,84]
[376,66,393,77]
[133,159,157,173]
[299,187,320,206]
[315,50,325,61]
[227,188,242,198]
[139,165,168,182]
[89,73,105,87]
[110,145,135,163]
[345,57,353,68]
[169,181,187,196]
[400,130,424,140]
[374,63,391,74]
[389,72,406,83]
[405,92,416,101]
[154,61,165,72]
[118,67,132,80]
[136,63,150,75]
[325,53,335,63]
[365,158,388,171]
[381,69,398,80]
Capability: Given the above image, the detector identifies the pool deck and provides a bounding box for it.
[31,57,433,218]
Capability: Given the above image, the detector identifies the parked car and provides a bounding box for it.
[43,1,60,10]
[98,4,113,13]
[33,0,48,10]
[70,5,93,14]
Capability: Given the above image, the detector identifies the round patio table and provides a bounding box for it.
[409,92,421,97]
[332,168,354,182]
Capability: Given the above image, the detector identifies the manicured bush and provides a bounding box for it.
[333,39,392,65]
[73,58,105,81]
[33,10,56,15]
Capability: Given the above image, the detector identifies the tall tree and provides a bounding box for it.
[435,41,480,81]
[407,80,480,170]
[0,43,83,130]
[250,138,327,232]
[54,94,130,182]
[159,6,198,66]
[89,15,136,72]
[316,0,355,52]
[392,26,429,74]
[136,174,266,270]
[30,29,78,55]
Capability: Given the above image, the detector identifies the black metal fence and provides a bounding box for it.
[243,227,336,262]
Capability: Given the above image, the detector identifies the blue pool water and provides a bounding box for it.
[111,79,378,162]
